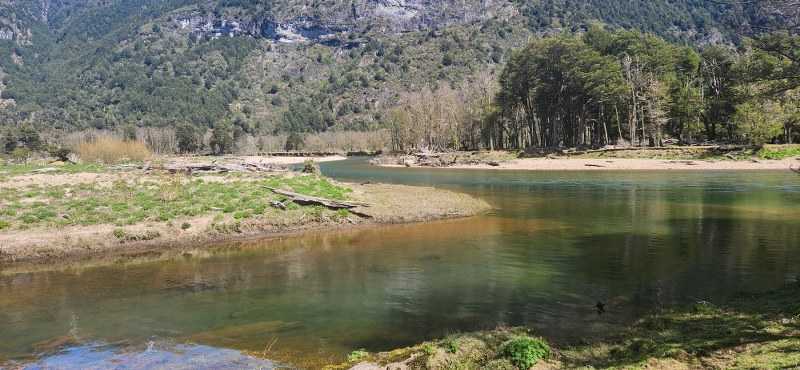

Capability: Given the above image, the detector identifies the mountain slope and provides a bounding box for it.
[0,0,760,134]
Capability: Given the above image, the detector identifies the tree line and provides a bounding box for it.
[389,27,799,152]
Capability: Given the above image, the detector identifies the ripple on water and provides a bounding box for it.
[14,342,282,370]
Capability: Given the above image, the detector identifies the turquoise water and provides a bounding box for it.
[1,158,799,368]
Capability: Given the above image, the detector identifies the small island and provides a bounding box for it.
[0,153,489,268]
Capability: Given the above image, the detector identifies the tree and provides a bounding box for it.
[731,100,785,144]
[285,131,304,151]
[209,121,234,155]
[122,124,138,141]
[2,131,17,153]
[176,123,202,153]
[746,33,800,95]
[18,126,42,151]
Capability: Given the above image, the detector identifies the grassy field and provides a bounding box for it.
[758,144,800,160]
[332,283,800,369]
[0,167,352,231]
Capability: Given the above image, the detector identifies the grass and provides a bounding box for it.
[0,163,106,180]
[328,283,800,369]
[559,282,800,369]
[758,144,800,160]
[0,174,353,231]
[76,136,152,164]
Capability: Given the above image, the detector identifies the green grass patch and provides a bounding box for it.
[347,349,369,363]
[0,174,353,230]
[0,163,106,178]
[758,144,800,159]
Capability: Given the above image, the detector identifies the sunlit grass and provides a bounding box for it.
[0,174,352,230]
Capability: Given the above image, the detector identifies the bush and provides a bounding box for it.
[10,147,31,163]
[301,159,320,174]
[285,132,304,151]
[347,349,369,362]
[500,336,550,369]
[76,136,152,164]
[50,147,72,162]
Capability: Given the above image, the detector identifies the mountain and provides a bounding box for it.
[0,0,765,134]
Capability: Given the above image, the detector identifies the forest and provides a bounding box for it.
[0,0,798,156]
[388,27,799,152]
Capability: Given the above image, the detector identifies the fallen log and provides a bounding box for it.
[165,162,287,174]
[265,187,371,209]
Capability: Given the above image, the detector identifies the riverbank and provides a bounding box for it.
[373,145,800,171]
[0,156,490,268]
[333,283,800,369]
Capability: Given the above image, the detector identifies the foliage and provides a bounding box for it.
[175,123,203,153]
[758,144,800,159]
[500,336,550,369]
[49,147,72,162]
[301,160,321,175]
[347,349,369,363]
[285,132,305,151]
[1,0,798,153]
[731,101,785,145]
[209,121,235,155]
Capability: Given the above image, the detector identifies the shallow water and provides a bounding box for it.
[2,158,799,368]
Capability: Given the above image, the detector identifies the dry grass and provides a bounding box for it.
[76,136,152,164]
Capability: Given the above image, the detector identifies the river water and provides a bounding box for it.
[2,158,799,368]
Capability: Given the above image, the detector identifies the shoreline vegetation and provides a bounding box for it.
[331,282,800,370]
[371,145,800,171]
[0,155,490,269]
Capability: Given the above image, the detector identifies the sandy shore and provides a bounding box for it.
[167,155,347,166]
[386,157,800,171]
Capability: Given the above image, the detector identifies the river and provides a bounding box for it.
[2,158,799,368]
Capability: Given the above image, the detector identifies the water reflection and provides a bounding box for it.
[1,159,799,368]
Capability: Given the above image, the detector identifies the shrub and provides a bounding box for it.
[10,147,31,163]
[76,136,151,164]
[50,147,72,162]
[347,349,369,363]
[113,229,161,242]
[443,338,459,353]
[181,222,191,230]
[421,343,436,356]
[301,159,320,174]
[113,228,126,239]
[500,336,550,369]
